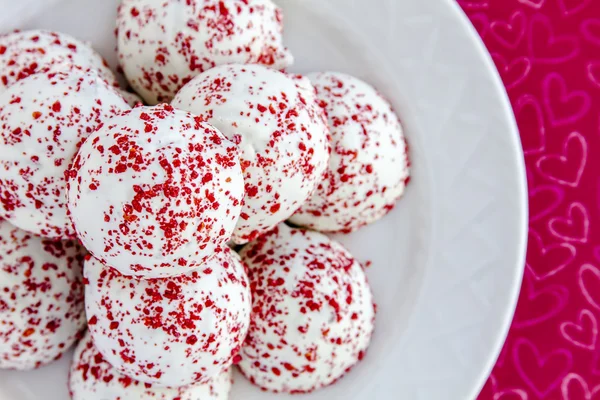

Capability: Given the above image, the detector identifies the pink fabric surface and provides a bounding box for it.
[459,0,600,399]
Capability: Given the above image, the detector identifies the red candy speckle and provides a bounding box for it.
[84,247,250,387]
[290,72,410,234]
[69,331,233,399]
[67,104,244,278]
[238,224,375,394]
[0,69,129,239]
[117,0,293,104]
[172,64,330,244]
[0,30,117,93]
[0,219,86,370]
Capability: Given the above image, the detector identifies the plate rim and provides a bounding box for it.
[445,0,529,397]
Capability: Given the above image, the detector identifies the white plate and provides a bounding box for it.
[0,0,527,399]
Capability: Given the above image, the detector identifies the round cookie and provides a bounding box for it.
[238,224,375,393]
[67,104,244,278]
[0,218,86,370]
[172,64,330,244]
[117,0,293,104]
[289,72,410,233]
[0,69,130,239]
[0,30,117,94]
[69,330,233,400]
[84,246,251,387]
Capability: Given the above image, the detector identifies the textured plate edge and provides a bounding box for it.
[444,1,529,398]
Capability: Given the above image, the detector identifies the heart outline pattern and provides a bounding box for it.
[558,0,592,16]
[587,61,600,88]
[529,184,565,222]
[516,94,546,155]
[526,229,576,281]
[528,14,579,64]
[579,264,600,312]
[548,202,589,243]
[560,309,598,350]
[536,131,587,188]
[490,10,527,49]
[561,373,600,399]
[492,53,532,90]
[464,0,600,399]
[581,19,600,46]
[512,270,569,329]
[542,73,591,126]
[513,338,573,398]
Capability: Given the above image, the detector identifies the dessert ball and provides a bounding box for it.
[0,69,130,239]
[238,224,375,394]
[173,64,330,244]
[117,0,293,104]
[0,30,117,94]
[67,104,244,278]
[84,246,251,387]
[290,72,410,233]
[70,331,233,400]
[0,218,86,370]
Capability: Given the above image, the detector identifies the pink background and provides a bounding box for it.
[459,0,600,398]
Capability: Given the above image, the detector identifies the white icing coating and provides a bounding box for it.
[172,64,330,244]
[117,0,293,104]
[67,104,244,278]
[69,330,233,400]
[290,72,410,233]
[238,224,375,393]
[84,246,251,387]
[0,30,117,94]
[0,69,130,239]
[0,218,86,370]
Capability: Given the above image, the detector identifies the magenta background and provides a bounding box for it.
[458,0,600,398]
